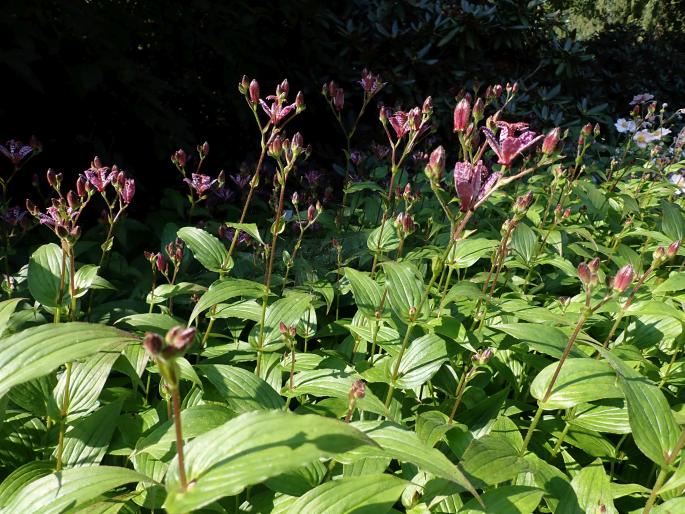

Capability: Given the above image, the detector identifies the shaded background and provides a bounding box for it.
[2,0,685,209]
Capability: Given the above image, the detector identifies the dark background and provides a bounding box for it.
[3,0,685,210]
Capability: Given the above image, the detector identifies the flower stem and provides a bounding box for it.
[384,322,415,409]
[172,387,188,492]
[55,361,73,471]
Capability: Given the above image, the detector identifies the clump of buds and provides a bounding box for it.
[653,240,680,267]
[472,348,494,365]
[143,326,197,388]
[577,260,599,288]
[344,379,366,422]
[513,191,534,218]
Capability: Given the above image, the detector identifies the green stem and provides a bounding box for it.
[172,387,188,492]
[384,322,415,409]
[521,404,544,454]
[55,361,73,471]
[542,311,588,403]
[551,416,572,457]
[448,367,469,423]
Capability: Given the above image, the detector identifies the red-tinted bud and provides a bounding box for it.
[589,272,599,287]
[425,145,446,182]
[578,262,591,285]
[564,207,571,218]
[472,98,485,119]
[144,251,155,262]
[172,149,187,167]
[511,82,519,94]
[453,96,471,132]
[67,190,78,209]
[279,321,288,334]
[588,257,601,272]
[408,107,421,131]
[46,168,59,188]
[239,75,249,94]
[200,141,210,157]
[402,213,414,233]
[493,84,503,98]
[295,91,305,113]
[288,326,296,338]
[542,127,561,154]
[379,106,388,124]
[291,191,299,205]
[403,183,411,198]
[513,191,533,214]
[278,79,289,97]
[333,88,344,111]
[76,176,87,197]
[166,326,196,351]
[56,224,70,240]
[122,178,135,204]
[653,245,666,264]
[292,132,304,153]
[581,123,592,136]
[349,379,366,399]
[422,96,433,114]
[268,136,283,158]
[667,240,680,258]
[143,332,164,355]
[249,79,260,104]
[26,199,39,216]
[613,264,635,293]
[307,204,315,222]
[92,156,103,169]
[156,253,166,273]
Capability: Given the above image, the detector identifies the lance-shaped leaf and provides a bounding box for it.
[248,293,313,351]
[344,267,383,319]
[0,298,25,336]
[198,364,284,413]
[177,226,230,273]
[382,261,428,323]
[27,243,70,308]
[393,332,448,388]
[367,219,400,252]
[163,410,377,513]
[0,323,138,398]
[189,278,267,324]
[0,466,152,514]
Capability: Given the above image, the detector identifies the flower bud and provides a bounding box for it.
[239,75,249,94]
[513,191,533,215]
[472,97,485,119]
[453,96,471,133]
[268,136,282,158]
[593,123,601,137]
[425,145,446,183]
[493,84,503,98]
[56,224,70,240]
[249,79,260,104]
[289,326,296,338]
[349,379,366,399]
[200,141,210,158]
[307,204,315,222]
[122,178,135,204]
[588,257,601,272]
[578,262,591,285]
[143,332,164,355]
[67,190,78,209]
[564,207,571,218]
[76,176,87,197]
[581,123,592,136]
[422,96,433,114]
[589,272,599,287]
[379,106,388,125]
[279,321,288,334]
[408,306,417,319]
[291,191,299,205]
[653,245,666,264]
[316,200,322,213]
[278,79,289,97]
[92,156,103,169]
[402,213,414,233]
[26,199,39,216]
[511,82,519,94]
[408,107,421,131]
[46,168,59,189]
[333,88,344,111]
[667,240,680,258]
[156,253,166,273]
[613,264,635,293]
[292,132,304,154]
[172,149,187,167]
[542,127,561,154]
[166,326,196,351]
[295,91,305,113]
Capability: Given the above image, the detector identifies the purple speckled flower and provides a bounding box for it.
[482,121,543,167]
[84,166,114,192]
[184,173,216,196]
[0,140,32,165]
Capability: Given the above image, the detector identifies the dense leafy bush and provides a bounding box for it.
[0,65,684,513]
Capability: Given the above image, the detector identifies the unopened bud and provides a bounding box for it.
[249,79,260,104]
[172,149,187,167]
[307,204,315,222]
[581,123,592,136]
[25,199,39,216]
[143,332,164,355]
[349,379,366,399]
[56,224,70,240]
[563,207,571,218]
[166,326,196,351]
[653,245,666,264]
[46,168,59,188]
[278,79,289,97]
[295,91,305,113]
[76,176,87,197]
[239,75,249,94]
[588,257,601,272]
[493,84,503,98]
[268,136,283,157]
[292,132,304,153]
[542,127,561,154]
[472,97,484,119]
[279,321,288,334]
[667,240,680,258]
[453,96,471,132]
[578,262,591,285]
[408,306,417,319]
[422,96,433,114]
[513,191,533,214]
[333,88,344,111]
[156,253,166,273]
[291,191,299,205]
[593,124,601,137]
[200,141,209,157]
[67,190,78,209]
[613,264,635,293]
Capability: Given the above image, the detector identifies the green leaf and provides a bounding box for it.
[570,401,631,434]
[447,238,499,268]
[0,323,137,398]
[73,265,100,298]
[653,272,685,294]
[367,220,400,252]
[598,348,681,467]
[284,369,388,417]
[459,485,544,514]
[394,333,448,388]
[0,298,24,336]
[461,434,530,486]
[28,243,70,308]
[289,474,407,514]
[198,364,284,413]
[345,421,478,499]
[661,201,685,242]
[177,226,229,273]
[493,323,585,359]
[249,293,312,351]
[570,459,617,514]
[530,358,623,410]
[382,261,428,323]
[510,223,538,265]
[146,282,206,305]
[55,401,123,467]
[163,410,378,514]
[0,466,152,514]
[0,460,54,507]
[344,267,383,319]
[134,404,233,459]
[224,222,264,245]
[189,278,267,323]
